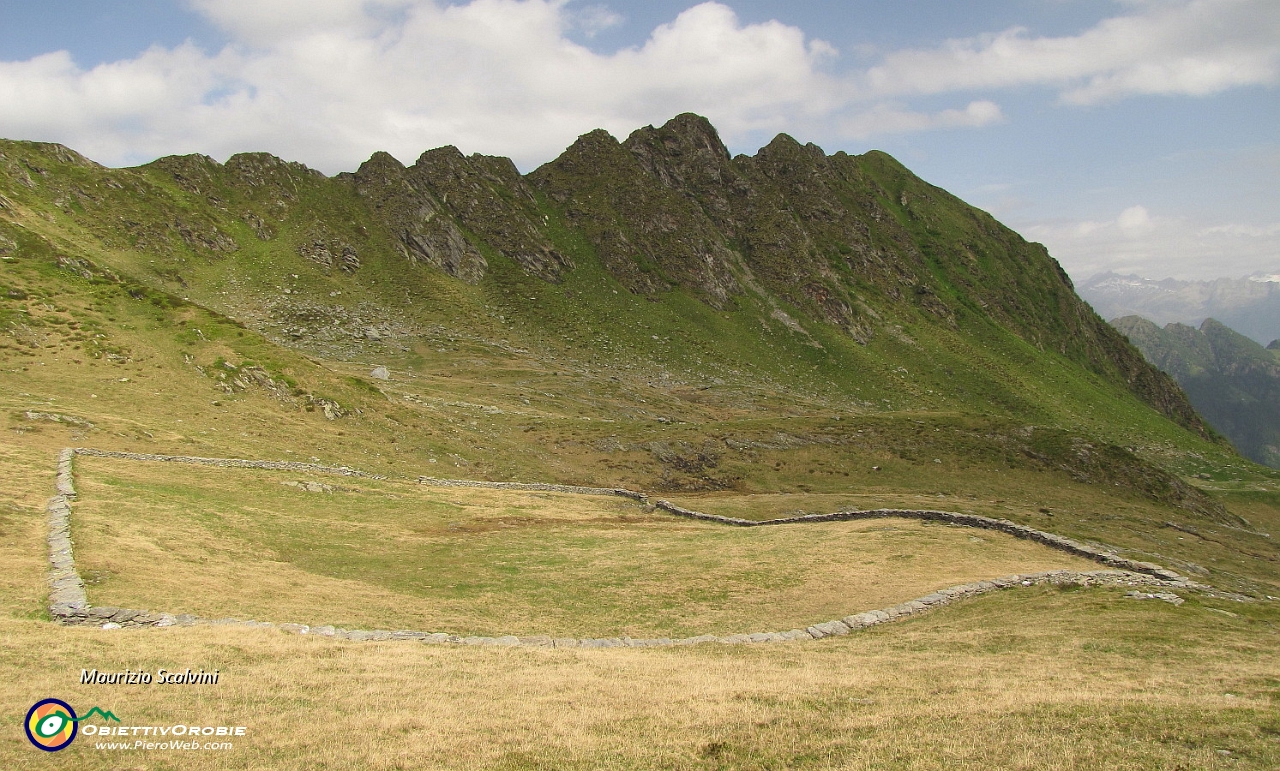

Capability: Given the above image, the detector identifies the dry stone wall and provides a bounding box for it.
[417,476,648,501]
[653,501,1189,582]
[48,448,1206,646]
[47,448,87,618]
[74,448,381,477]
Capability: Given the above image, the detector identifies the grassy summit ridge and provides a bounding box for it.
[0,115,1264,516]
[1,115,1203,427]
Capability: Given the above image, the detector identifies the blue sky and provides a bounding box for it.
[0,1,1276,282]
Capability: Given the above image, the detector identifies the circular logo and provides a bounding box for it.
[25,699,77,752]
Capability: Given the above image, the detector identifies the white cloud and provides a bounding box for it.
[864,0,1280,105]
[0,1,852,170]
[838,100,1003,139]
[572,4,625,38]
[185,0,409,46]
[0,0,1273,174]
[1117,205,1153,232]
[1022,206,1280,281]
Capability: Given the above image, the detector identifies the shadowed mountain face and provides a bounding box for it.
[1114,316,1280,468]
[0,113,1208,450]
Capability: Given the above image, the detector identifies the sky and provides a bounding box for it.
[0,1,1276,282]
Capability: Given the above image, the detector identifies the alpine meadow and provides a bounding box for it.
[2,113,1278,769]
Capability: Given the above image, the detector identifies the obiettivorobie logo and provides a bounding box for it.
[24,699,121,752]
[25,698,246,752]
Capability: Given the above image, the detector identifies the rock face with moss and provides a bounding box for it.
[529,127,743,307]
[412,146,572,282]
[346,151,487,283]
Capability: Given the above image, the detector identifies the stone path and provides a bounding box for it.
[46,448,1207,647]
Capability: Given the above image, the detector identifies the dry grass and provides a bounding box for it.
[68,455,1099,638]
[2,303,1277,768]
[0,442,56,623]
[1,585,1276,770]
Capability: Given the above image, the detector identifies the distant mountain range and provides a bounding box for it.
[1080,272,1280,347]
[1113,316,1280,469]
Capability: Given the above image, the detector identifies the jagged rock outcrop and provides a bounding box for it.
[224,152,323,196]
[529,128,742,308]
[348,151,487,283]
[627,119,912,334]
[411,146,572,281]
[148,153,224,196]
[298,238,360,273]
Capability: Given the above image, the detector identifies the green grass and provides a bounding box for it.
[68,456,1102,638]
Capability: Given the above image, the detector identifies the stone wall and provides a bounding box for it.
[74,448,382,478]
[417,476,647,501]
[47,448,1206,647]
[47,448,88,618]
[652,501,1189,582]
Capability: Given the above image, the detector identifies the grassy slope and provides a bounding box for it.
[1,138,1279,768]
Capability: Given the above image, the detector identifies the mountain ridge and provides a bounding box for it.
[0,114,1215,451]
[1114,315,1280,469]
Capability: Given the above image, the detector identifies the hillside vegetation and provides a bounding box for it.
[1,116,1278,768]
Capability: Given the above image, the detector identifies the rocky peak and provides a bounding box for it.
[530,127,741,307]
[470,154,526,191]
[1200,318,1280,376]
[357,151,407,176]
[622,113,744,228]
[624,113,731,164]
[350,152,415,206]
[225,152,322,191]
[753,133,827,174]
[351,149,486,283]
[535,129,623,183]
[146,154,225,196]
[410,145,570,281]
[415,146,531,201]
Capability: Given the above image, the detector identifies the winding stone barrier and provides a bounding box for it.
[652,502,1189,583]
[47,448,1207,646]
[73,448,381,477]
[417,476,648,501]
